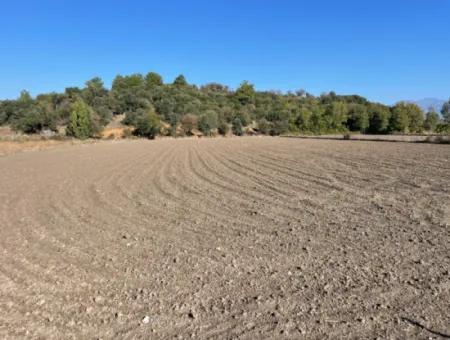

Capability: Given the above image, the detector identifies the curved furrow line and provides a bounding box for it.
[196,143,321,224]
[246,147,363,190]
[201,144,320,219]
[218,151,295,198]
[233,148,345,194]
[240,141,359,193]
[0,144,161,291]
[188,144,296,227]
[175,145,267,235]
[146,142,256,240]
[77,146,169,230]
[0,194,89,289]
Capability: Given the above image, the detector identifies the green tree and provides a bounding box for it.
[235,81,255,106]
[110,74,149,115]
[347,104,369,132]
[424,109,440,132]
[232,117,243,136]
[83,77,108,105]
[441,99,450,123]
[295,108,312,132]
[324,102,348,131]
[173,74,188,87]
[368,103,391,133]
[66,99,97,139]
[82,77,111,126]
[217,120,229,136]
[133,110,160,139]
[258,118,272,134]
[390,102,410,132]
[168,112,178,136]
[406,103,424,133]
[145,72,163,88]
[198,110,218,136]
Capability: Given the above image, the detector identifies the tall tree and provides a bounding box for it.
[424,108,440,132]
[390,102,411,132]
[235,81,255,106]
[368,103,391,133]
[173,74,188,87]
[66,99,97,139]
[133,110,160,139]
[441,99,450,123]
[145,72,164,88]
[347,103,369,132]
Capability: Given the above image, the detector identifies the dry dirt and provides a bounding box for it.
[0,137,449,339]
[0,140,96,157]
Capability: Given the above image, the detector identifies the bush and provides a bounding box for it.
[180,114,198,136]
[217,121,229,136]
[133,111,160,139]
[436,123,450,134]
[122,127,133,138]
[232,117,243,136]
[66,99,98,139]
[257,118,271,135]
[198,110,218,136]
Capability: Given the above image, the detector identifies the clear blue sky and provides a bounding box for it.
[1,0,449,104]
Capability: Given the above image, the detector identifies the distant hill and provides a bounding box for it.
[407,98,446,113]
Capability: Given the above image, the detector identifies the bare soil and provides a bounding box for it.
[0,137,449,339]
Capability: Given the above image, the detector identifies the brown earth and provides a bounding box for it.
[0,137,449,339]
[0,139,99,157]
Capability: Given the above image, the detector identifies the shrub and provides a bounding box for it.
[66,99,98,139]
[122,127,133,138]
[217,121,229,136]
[180,114,198,136]
[133,111,160,139]
[257,118,271,135]
[232,117,243,136]
[198,110,218,136]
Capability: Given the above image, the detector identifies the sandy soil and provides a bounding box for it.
[0,137,449,339]
[0,139,102,157]
[286,134,450,143]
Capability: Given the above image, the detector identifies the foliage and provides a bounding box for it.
[198,110,218,136]
[347,104,369,132]
[424,109,440,132]
[367,103,391,134]
[145,72,163,88]
[1,71,446,139]
[390,102,423,133]
[441,99,450,123]
[180,114,198,135]
[232,117,243,136]
[217,121,229,136]
[173,74,188,87]
[66,99,98,139]
[133,110,160,139]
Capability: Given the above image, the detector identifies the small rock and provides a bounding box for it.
[142,315,150,324]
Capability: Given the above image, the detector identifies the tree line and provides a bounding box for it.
[1,72,449,139]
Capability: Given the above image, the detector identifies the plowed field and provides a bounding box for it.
[1,137,449,339]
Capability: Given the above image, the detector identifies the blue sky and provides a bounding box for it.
[1,0,449,104]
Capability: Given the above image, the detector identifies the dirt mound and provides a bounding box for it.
[0,137,449,339]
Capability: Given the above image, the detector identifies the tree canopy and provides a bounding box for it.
[1,71,448,138]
